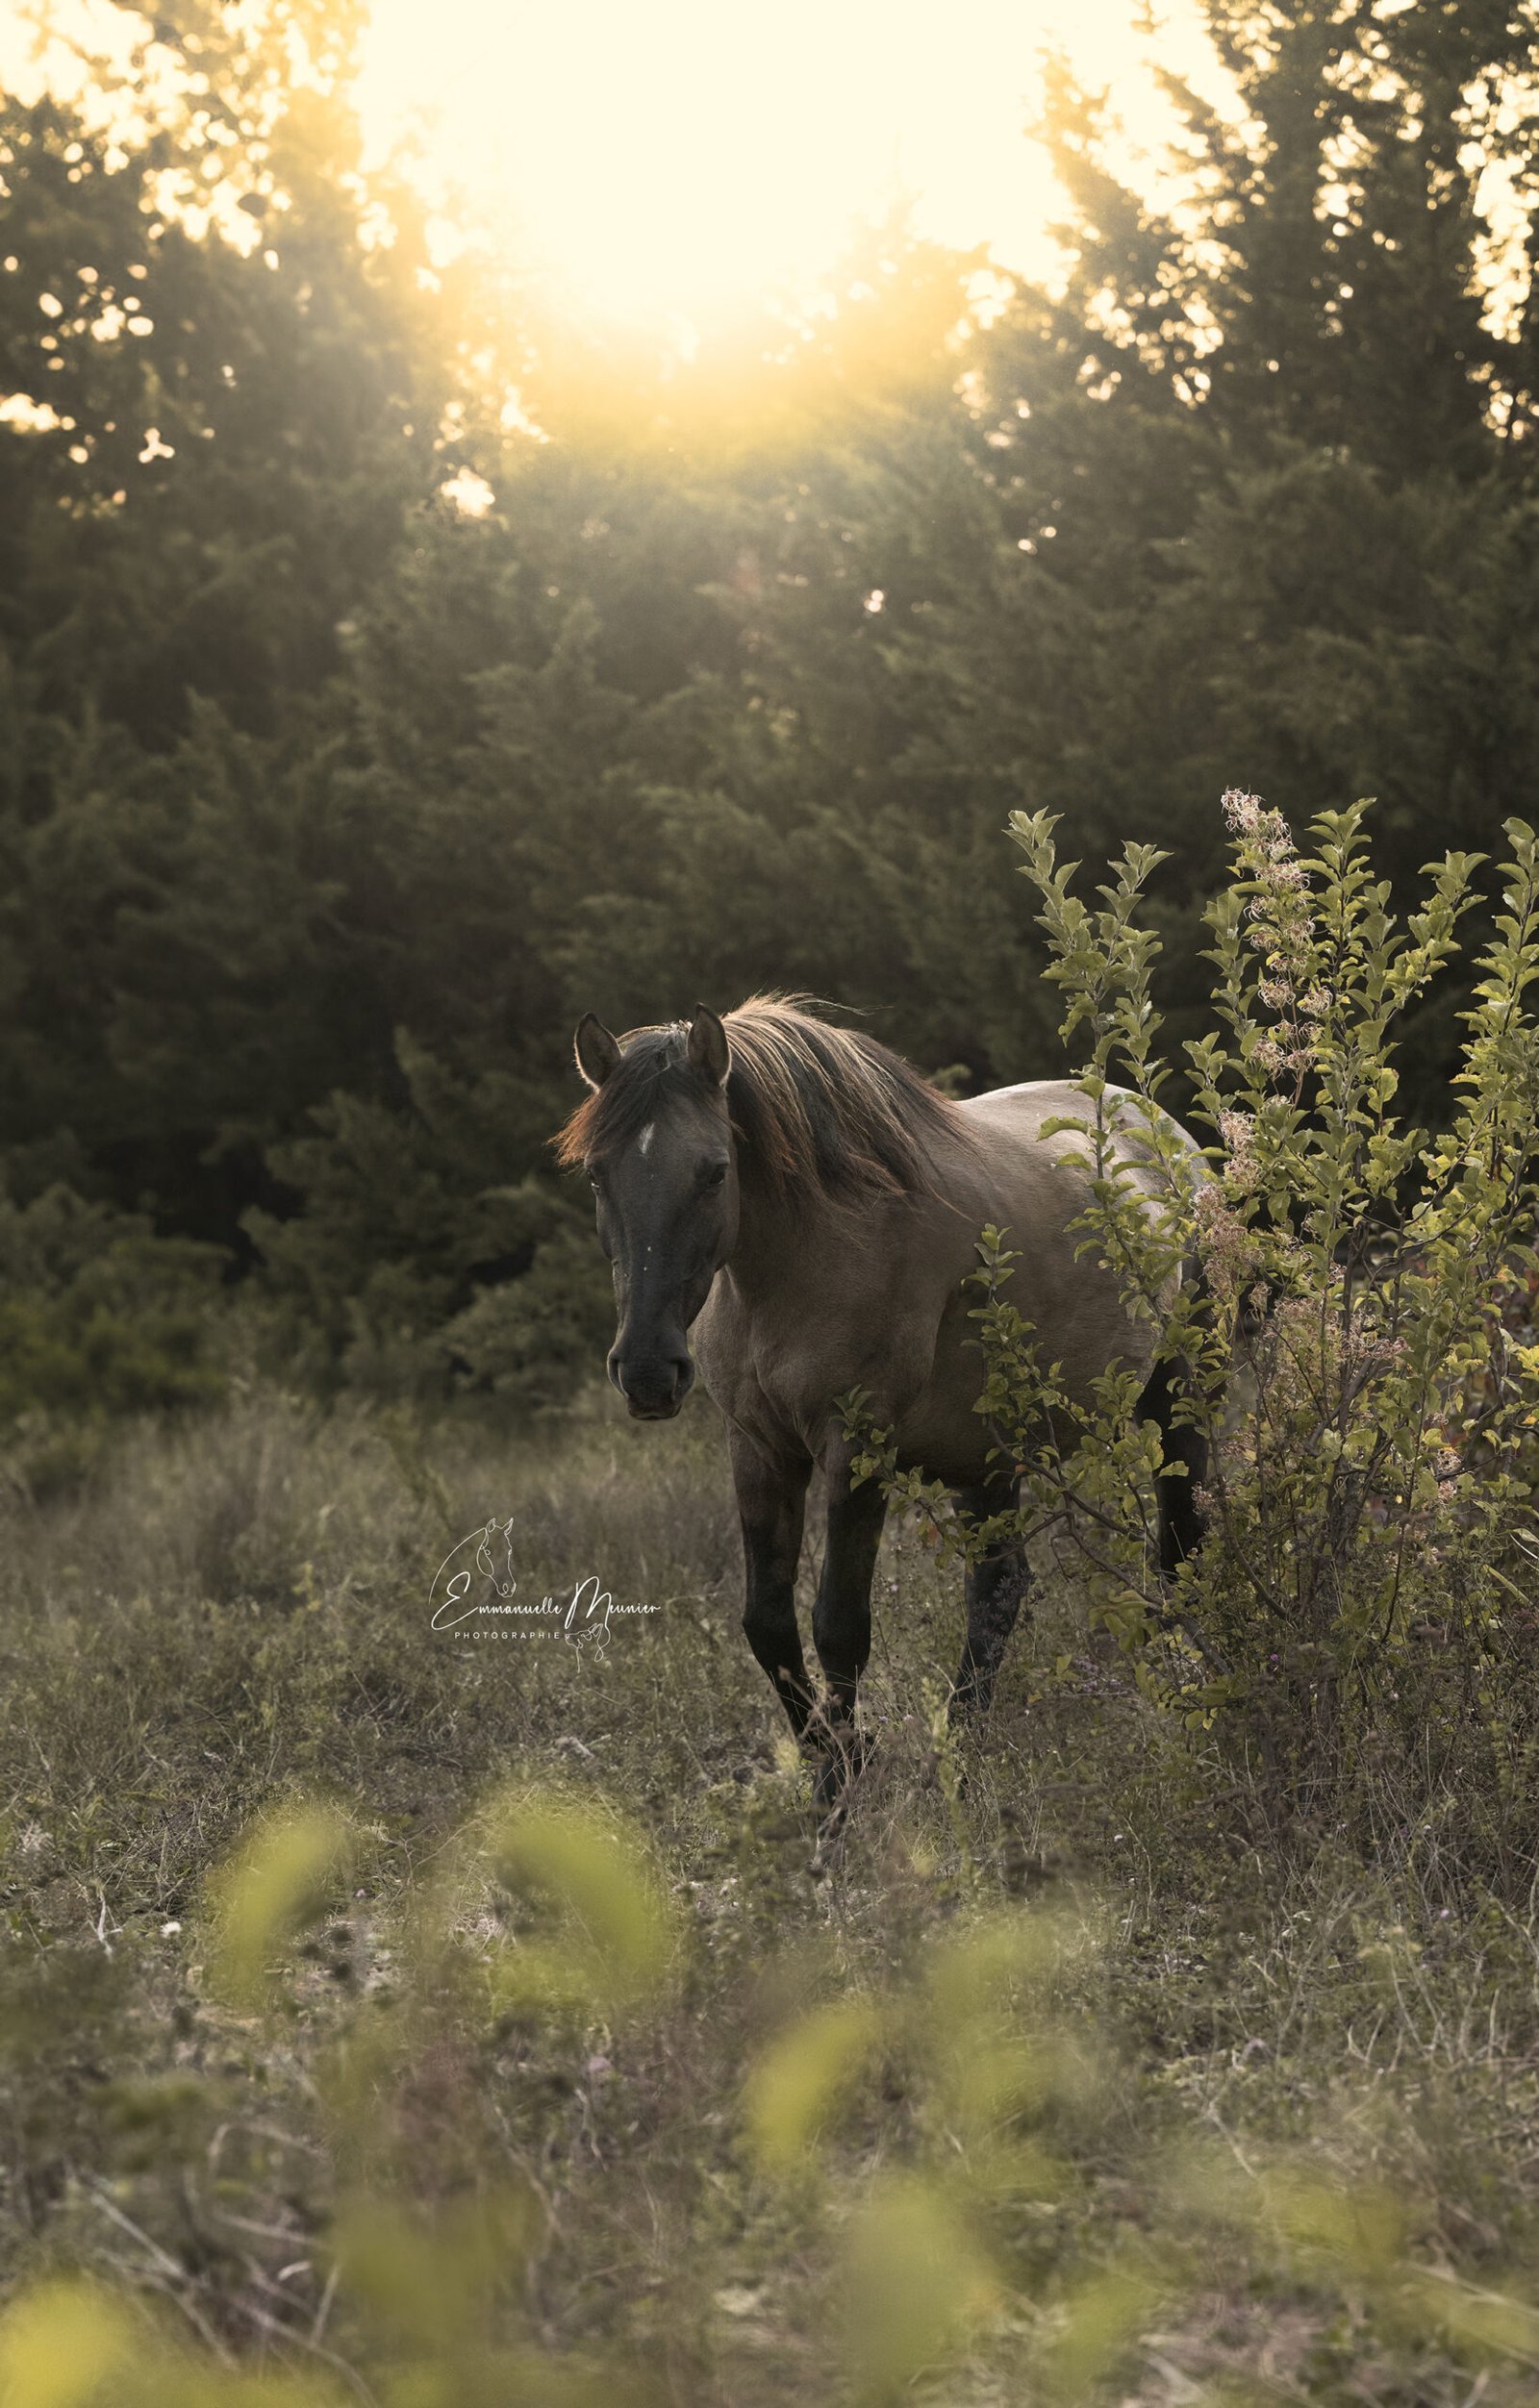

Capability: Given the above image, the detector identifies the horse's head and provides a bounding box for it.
[475,1517,517,1597]
[567,1005,739,1420]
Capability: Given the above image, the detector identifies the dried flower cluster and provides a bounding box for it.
[1222,786,1324,1091]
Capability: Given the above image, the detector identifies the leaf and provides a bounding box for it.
[843,2175,997,2404]
[204,1801,354,2011]
[743,1994,883,2175]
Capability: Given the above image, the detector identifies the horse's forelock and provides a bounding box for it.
[551,1024,694,1168]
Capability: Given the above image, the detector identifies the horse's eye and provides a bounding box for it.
[702,1161,728,1191]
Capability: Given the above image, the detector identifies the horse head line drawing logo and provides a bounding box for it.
[474,1516,517,1598]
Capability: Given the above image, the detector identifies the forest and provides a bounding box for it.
[4,0,1536,1454]
[7,4,1539,2403]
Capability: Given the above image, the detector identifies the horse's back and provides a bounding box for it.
[958,1077,1197,1174]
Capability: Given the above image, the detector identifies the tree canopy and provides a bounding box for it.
[2,0,1536,1415]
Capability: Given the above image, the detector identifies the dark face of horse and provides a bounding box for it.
[573,1007,739,1419]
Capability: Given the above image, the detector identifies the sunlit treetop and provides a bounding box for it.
[2,0,1535,462]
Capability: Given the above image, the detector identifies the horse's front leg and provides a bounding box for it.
[810,1451,887,1810]
[728,1428,816,1744]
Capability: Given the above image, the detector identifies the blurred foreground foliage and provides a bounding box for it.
[12,1774,1539,2407]
[6,1394,1539,2401]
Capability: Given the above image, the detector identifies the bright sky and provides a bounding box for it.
[0,0,1235,330]
[353,0,1234,328]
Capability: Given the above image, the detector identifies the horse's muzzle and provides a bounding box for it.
[608,1344,694,1419]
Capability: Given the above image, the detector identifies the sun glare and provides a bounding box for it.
[0,0,1234,335]
[355,0,1230,330]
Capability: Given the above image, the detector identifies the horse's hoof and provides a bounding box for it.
[947,1681,995,1729]
[812,1753,845,1815]
[810,1726,875,1819]
[809,1811,848,1877]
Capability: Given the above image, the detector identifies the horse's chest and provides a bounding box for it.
[695,1259,958,1460]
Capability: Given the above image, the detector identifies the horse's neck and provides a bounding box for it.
[727,1173,826,1306]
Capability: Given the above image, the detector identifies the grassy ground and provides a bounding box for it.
[5,1381,1539,2404]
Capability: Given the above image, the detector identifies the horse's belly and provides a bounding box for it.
[890,1243,1159,1490]
[865,1272,994,1487]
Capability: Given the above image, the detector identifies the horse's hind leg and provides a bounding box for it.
[1137,1354,1208,1585]
[950,1477,1029,1721]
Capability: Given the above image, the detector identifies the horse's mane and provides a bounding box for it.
[552,994,973,1206]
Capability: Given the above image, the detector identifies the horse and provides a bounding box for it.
[554,995,1205,1808]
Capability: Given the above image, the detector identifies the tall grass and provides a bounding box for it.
[5,1383,1539,2401]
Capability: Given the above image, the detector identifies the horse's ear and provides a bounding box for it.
[574,1013,622,1090]
[687,1004,730,1087]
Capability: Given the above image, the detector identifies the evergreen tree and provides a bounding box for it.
[3,0,1536,1412]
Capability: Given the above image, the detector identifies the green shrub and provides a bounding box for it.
[858,796,1539,1858]
[0,1186,227,1495]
